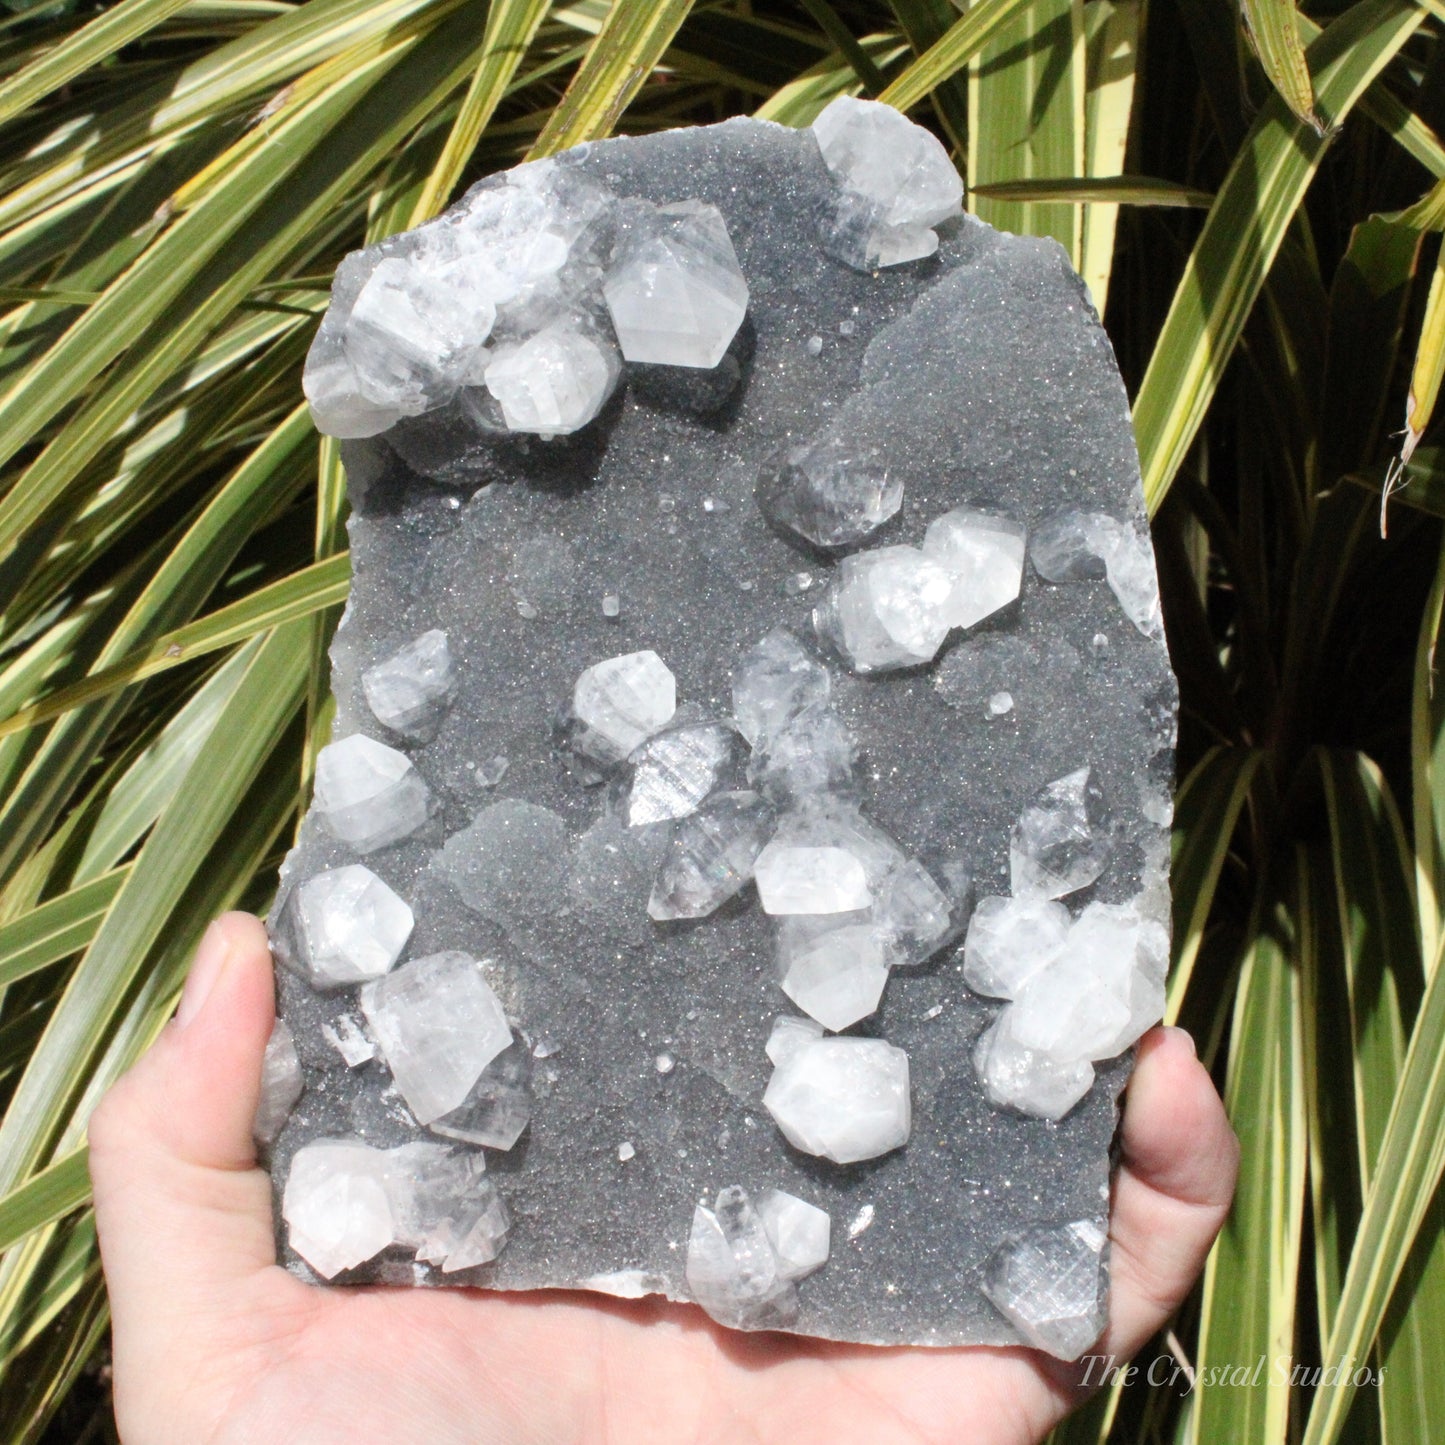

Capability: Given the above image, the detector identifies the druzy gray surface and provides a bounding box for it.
[265,107,1176,1350]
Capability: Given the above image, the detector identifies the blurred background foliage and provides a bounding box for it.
[0,0,1444,1439]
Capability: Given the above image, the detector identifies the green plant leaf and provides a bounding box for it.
[1189,890,1306,1445]
[970,175,1212,206]
[1240,0,1324,134]
[528,0,696,157]
[876,0,1037,113]
[0,1149,87,1255]
[1132,0,1426,514]
[1167,745,1263,1019]
[0,871,127,992]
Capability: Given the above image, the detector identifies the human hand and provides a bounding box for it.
[90,911,1238,1445]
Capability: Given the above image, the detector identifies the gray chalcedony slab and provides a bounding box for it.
[265,113,1176,1348]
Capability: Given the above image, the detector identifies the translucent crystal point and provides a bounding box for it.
[439,799,569,929]
[283,1140,396,1279]
[963,895,1072,1000]
[388,1142,512,1271]
[254,1020,303,1145]
[974,1010,1095,1121]
[313,735,432,853]
[748,701,856,804]
[648,790,774,920]
[756,1189,831,1281]
[810,97,963,271]
[755,435,901,550]
[754,843,872,915]
[303,248,410,439]
[1009,767,1113,899]
[569,650,677,765]
[763,1036,911,1164]
[360,952,513,1125]
[344,256,497,410]
[430,1036,533,1151]
[731,628,831,747]
[686,1186,799,1329]
[1029,510,1112,582]
[765,1013,825,1067]
[982,1220,1107,1361]
[813,545,957,673]
[1016,900,1166,1062]
[776,916,889,1030]
[922,507,1027,629]
[418,1176,512,1271]
[278,863,414,988]
[603,201,749,368]
[1030,510,1164,641]
[362,629,455,739]
[483,323,620,435]
[872,856,960,967]
[622,721,748,825]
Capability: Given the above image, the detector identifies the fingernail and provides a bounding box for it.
[176,921,231,1028]
[1164,1025,1197,1057]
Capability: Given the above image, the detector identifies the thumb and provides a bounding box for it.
[90,912,283,1344]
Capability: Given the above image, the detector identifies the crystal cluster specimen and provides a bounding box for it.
[811,97,965,269]
[685,1185,830,1328]
[266,103,1176,1356]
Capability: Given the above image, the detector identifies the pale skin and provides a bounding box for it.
[89,912,1239,1445]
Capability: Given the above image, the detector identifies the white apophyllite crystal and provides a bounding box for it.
[686,1186,799,1329]
[283,1140,396,1280]
[623,722,747,826]
[776,917,889,1031]
[756,1189,831,1281]
[731,628,831,747]
[765,1013,826,1067]
[313,735,432,853]
[763,1036,911,1164]
[749,701,857,806]
[1030,510,1164,641]
[971,897,1167,1119]
[570,650,677,765]
[871,856,957,967]
[253,1020,303,1145]
[284,1138,510,1279]
[982,1220,1107,1361]
[754,843,872,915]
[755,435,901,550]
[1015,901,1166,1062]
[1009,767,1113,899]
[922,507,1027,631]
[483,323,620,436]
[388,1141,512,1271]
[603,201,749,368]
[963,895,1071,1000]
[648,790,774,920]
[344,256,497,412]
[362,629,455,738]
[973,1010,1096,1122]
[360,952,513,1125]
[283,864,414,988]
[813,546,957,673]
[430,1037,533,1152]
[810,97,963,271]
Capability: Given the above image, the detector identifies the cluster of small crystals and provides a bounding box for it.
[686,1185,830,1329]
[261,630,539,1280]
[963,769,1168,1120]
[302,162,749,442]
[809,97,965,271]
